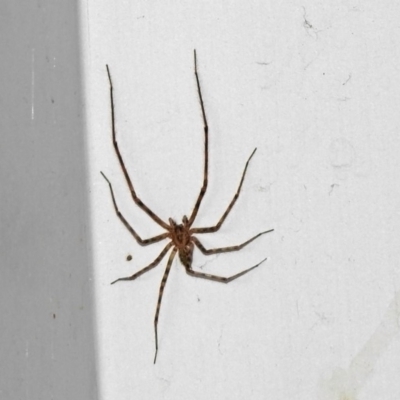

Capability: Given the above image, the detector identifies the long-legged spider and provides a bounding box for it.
[101,50,274,364]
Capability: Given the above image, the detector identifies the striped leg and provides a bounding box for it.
[153,247,177,364]
[101,172,170,245]
[188,50,209,227]
[185,257,268,283]
[111,242,173,284]
[190,148,257,234]
[192,229,273,255]
[106,65,170,230]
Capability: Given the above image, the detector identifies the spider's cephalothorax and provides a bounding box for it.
[101,50,274,364]
[168,216,190,247]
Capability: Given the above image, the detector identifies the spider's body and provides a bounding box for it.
[101,50,273,364]
[169,217,194,267]
[169,216,190,247]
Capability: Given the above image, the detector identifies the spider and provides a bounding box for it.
[101,50,274,364]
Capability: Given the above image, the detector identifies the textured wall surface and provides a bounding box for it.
[86,2,400,399]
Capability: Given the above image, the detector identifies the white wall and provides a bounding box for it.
[84,2,400,399]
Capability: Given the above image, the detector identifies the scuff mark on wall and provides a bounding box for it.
[25,340,30,400]
[319,291,400,399]
[31,48,35,121]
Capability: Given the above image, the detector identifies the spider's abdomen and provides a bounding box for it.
[179,245,193,268]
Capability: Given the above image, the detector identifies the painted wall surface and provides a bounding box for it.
[0,2,98,399]
[84,2,400,399]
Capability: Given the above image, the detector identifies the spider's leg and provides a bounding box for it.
[153,247,177,364]
[185,257,268,283]
[188,50,209,226]
[192,230,273,255]
[101,172,170,245]
[111,242,173,284]
[106,65,169,230]
[191,148,258,234]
